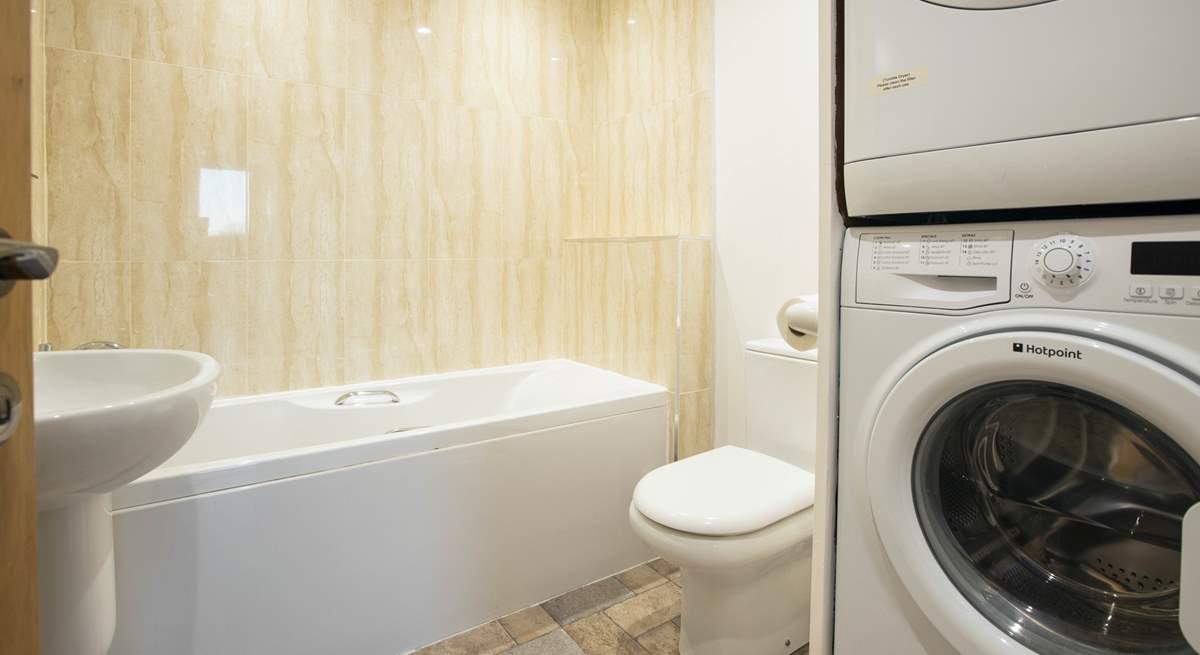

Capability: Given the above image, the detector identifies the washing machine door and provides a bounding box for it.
[867,330,1200,655]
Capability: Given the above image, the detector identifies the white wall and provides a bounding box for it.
[713,0,820,447]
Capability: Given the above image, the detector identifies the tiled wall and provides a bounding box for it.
[567,0,715,459]
[32,0,713,457]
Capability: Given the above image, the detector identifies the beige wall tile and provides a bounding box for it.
[596,109,667,237]
[429,103,514,259]
[130,61,247,262]
[248,81,344,260]
[245,262,342,393]
[345,0,429,99]
[340,260,433,384]
[47,0,131,57]
[46,48,129,261]
[429,259,504,372]
[248,0,347,87]
[597,0,712,120]
[495,0,597,123]
[622,240,677,389]
[46,262,130,349]
[501,258,565,364]
[669,92,713,236]
[575,241,625,374]
[679,239,712,392]
[130,262,247,365]
[131,0,251,73]
[432,113,572,259]
[345,93,429,260]
[678,388,713,459]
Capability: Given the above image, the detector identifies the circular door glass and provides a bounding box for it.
[913,381,1200,655]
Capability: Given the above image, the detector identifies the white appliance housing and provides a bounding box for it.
[843,0,1200,216]
[836,215,1200,654]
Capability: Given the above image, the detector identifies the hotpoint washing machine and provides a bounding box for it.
[835,215,1200,654]
[843,0,1200,216]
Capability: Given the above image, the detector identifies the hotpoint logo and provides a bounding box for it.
[1013,342,1082,360]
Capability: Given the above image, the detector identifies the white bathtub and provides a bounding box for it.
[109,360,669,655]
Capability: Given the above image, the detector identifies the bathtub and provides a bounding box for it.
[108,360,669,655]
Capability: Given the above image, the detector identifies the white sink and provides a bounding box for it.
[34,349,219,655]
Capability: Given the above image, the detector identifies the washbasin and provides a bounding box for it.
[33,349,219,655]
[35,349,219,510]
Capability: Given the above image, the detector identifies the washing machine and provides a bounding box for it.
[835,215,1200,654]
[843,0,1200,216]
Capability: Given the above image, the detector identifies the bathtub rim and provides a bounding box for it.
[111,360,670,511]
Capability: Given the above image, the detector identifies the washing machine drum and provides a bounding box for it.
[914,381,1200,654]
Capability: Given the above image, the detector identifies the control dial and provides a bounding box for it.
[1031,234,1096,289]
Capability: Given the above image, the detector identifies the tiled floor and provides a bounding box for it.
[413,559,810,655]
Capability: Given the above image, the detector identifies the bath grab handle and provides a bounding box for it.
[335,390,401,406]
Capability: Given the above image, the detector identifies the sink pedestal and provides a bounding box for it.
[38,495,116,655]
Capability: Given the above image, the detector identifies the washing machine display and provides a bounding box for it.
[913,381,1200,654]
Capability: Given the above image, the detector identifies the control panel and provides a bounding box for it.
[844,216,1200,317]
[1030,234,1095,289]
[854,229,1012,310]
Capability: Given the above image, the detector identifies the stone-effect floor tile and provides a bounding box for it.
[542,577,634,626]
[563,613,648,655]
[615,564,668,594]
[501,605,560,644]
[635,621,679,655]
[604,583,682,637]
[646,559,680,582]
[507,629,586,655]
[413,621,514,655]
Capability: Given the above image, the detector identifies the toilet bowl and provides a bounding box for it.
[629,339,818,654]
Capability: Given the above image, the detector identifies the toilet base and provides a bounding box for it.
[677,548,811,655]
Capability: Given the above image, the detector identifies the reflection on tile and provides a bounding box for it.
[132,0,251,73]
[344,93,429,260]
[47,0,131,56]
[46,263,130,349]
[245,262,341,393]
[248,80,344,260]
[500,605,559,645]
[130,262,247,365]
[542,577,633,627]
[130,61,247,262]
[508,629,586,655]
[340,260,432,384]
[46,48,129,261]
[414,621,513,655]
[562,613,644,655]
[679,239,712,392]
[604,583,681,637]
[249,0,347,87]
[615,564,668,595]
[635,621,680,655]
[678,390,713,459]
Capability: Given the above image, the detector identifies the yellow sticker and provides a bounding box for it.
[871,69,928,95]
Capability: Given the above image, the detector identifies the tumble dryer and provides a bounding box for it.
[836,215,1200,654]
[843,1,1200,216]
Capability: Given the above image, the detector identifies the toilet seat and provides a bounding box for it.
[632,446,815,536]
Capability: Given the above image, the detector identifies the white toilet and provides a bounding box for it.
[629,338,817,655]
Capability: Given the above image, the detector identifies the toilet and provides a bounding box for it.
[629,338,817,655]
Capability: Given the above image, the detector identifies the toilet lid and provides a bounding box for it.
[633,446,815,536]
